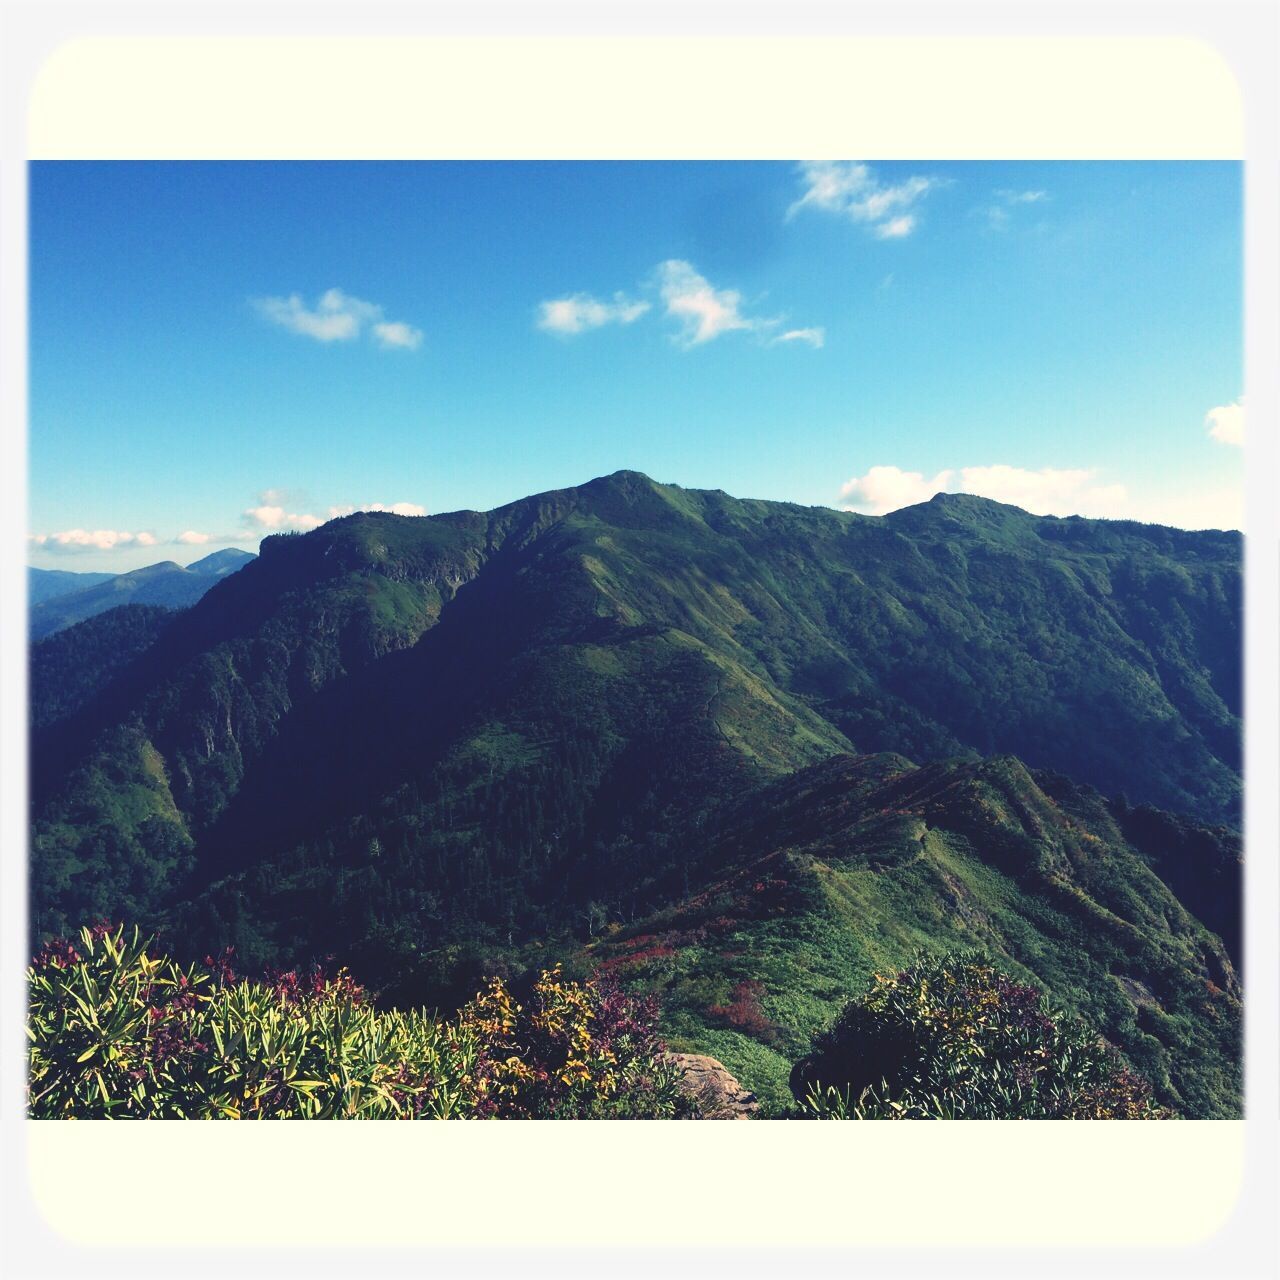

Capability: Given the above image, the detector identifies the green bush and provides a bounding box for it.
[27,924,687,1120]
[791,951,1169,1119]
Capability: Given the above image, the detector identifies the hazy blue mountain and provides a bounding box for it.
[28,567,117,606]
[28,549,255,640]
[185,548,259,577]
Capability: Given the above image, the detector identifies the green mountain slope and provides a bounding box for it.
[583,752,1239,1117]
[30,603,178,732]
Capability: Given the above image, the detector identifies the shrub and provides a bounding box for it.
[27,925,687,1120]
[706,979,780,1046]
[459,963,689,1118]
[791,951,1169,1120]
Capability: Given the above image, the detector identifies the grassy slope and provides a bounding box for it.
[585,754,1240,1117]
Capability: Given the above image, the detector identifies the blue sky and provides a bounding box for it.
[29,160,1243,572]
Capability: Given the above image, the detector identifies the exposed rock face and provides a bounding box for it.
[667,1053,760,1119]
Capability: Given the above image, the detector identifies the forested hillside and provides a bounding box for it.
[30,604,178,732]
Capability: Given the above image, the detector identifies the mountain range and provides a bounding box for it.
[28,548,256,641]
[28,567,118,607]
[28,472,1242,1114]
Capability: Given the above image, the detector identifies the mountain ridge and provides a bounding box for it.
[28,567,118,606]
[579,749,1239,1115]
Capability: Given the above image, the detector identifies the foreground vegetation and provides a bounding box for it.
[29,925,1171,1120]
[794,953,1169,1119]
[27,925,686,1120]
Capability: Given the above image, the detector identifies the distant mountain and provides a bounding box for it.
[28,548,255,640]
[185,548,259,578]
[28,472,1242,1114]
[28,567,117,606]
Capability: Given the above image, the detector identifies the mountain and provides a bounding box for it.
[28,472,1242,1112]
[30,604,179,732]
[28,548,256,640]
[580,752,1239,1117]
[28,567,117,606]
[184,548,260,578]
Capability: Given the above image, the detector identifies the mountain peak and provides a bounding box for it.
[121,560,183,580]
[580,469,662,496]
[926,490,982,505]
[880,488,1038,538]
[186,547,257,576]
[923,490,1024,514]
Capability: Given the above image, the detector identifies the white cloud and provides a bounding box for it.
[255,288,376,342]
[372,321,424,351]
[788,161,941,238]
[982,188,1050,232]
[1122,487,1243,532]
[254,287,421,350]
[839,463,1129,520]
[328,501,427,518]
[176,530,257,546]
[875,216,916,240]
[243,505,285,529]
[838,461,1241,529]
[243,503,324,532]
[656,259,772,347]
[536,263,821,351]
[241,489,428,535]
[853,177,933,223]
[839,466,954,516]
[31,492,428,559]
[1205,398,1244,447]
[27,529,160,554]
[952,465,1127,518]
[772,327,825,349]
[536,292,650,336]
